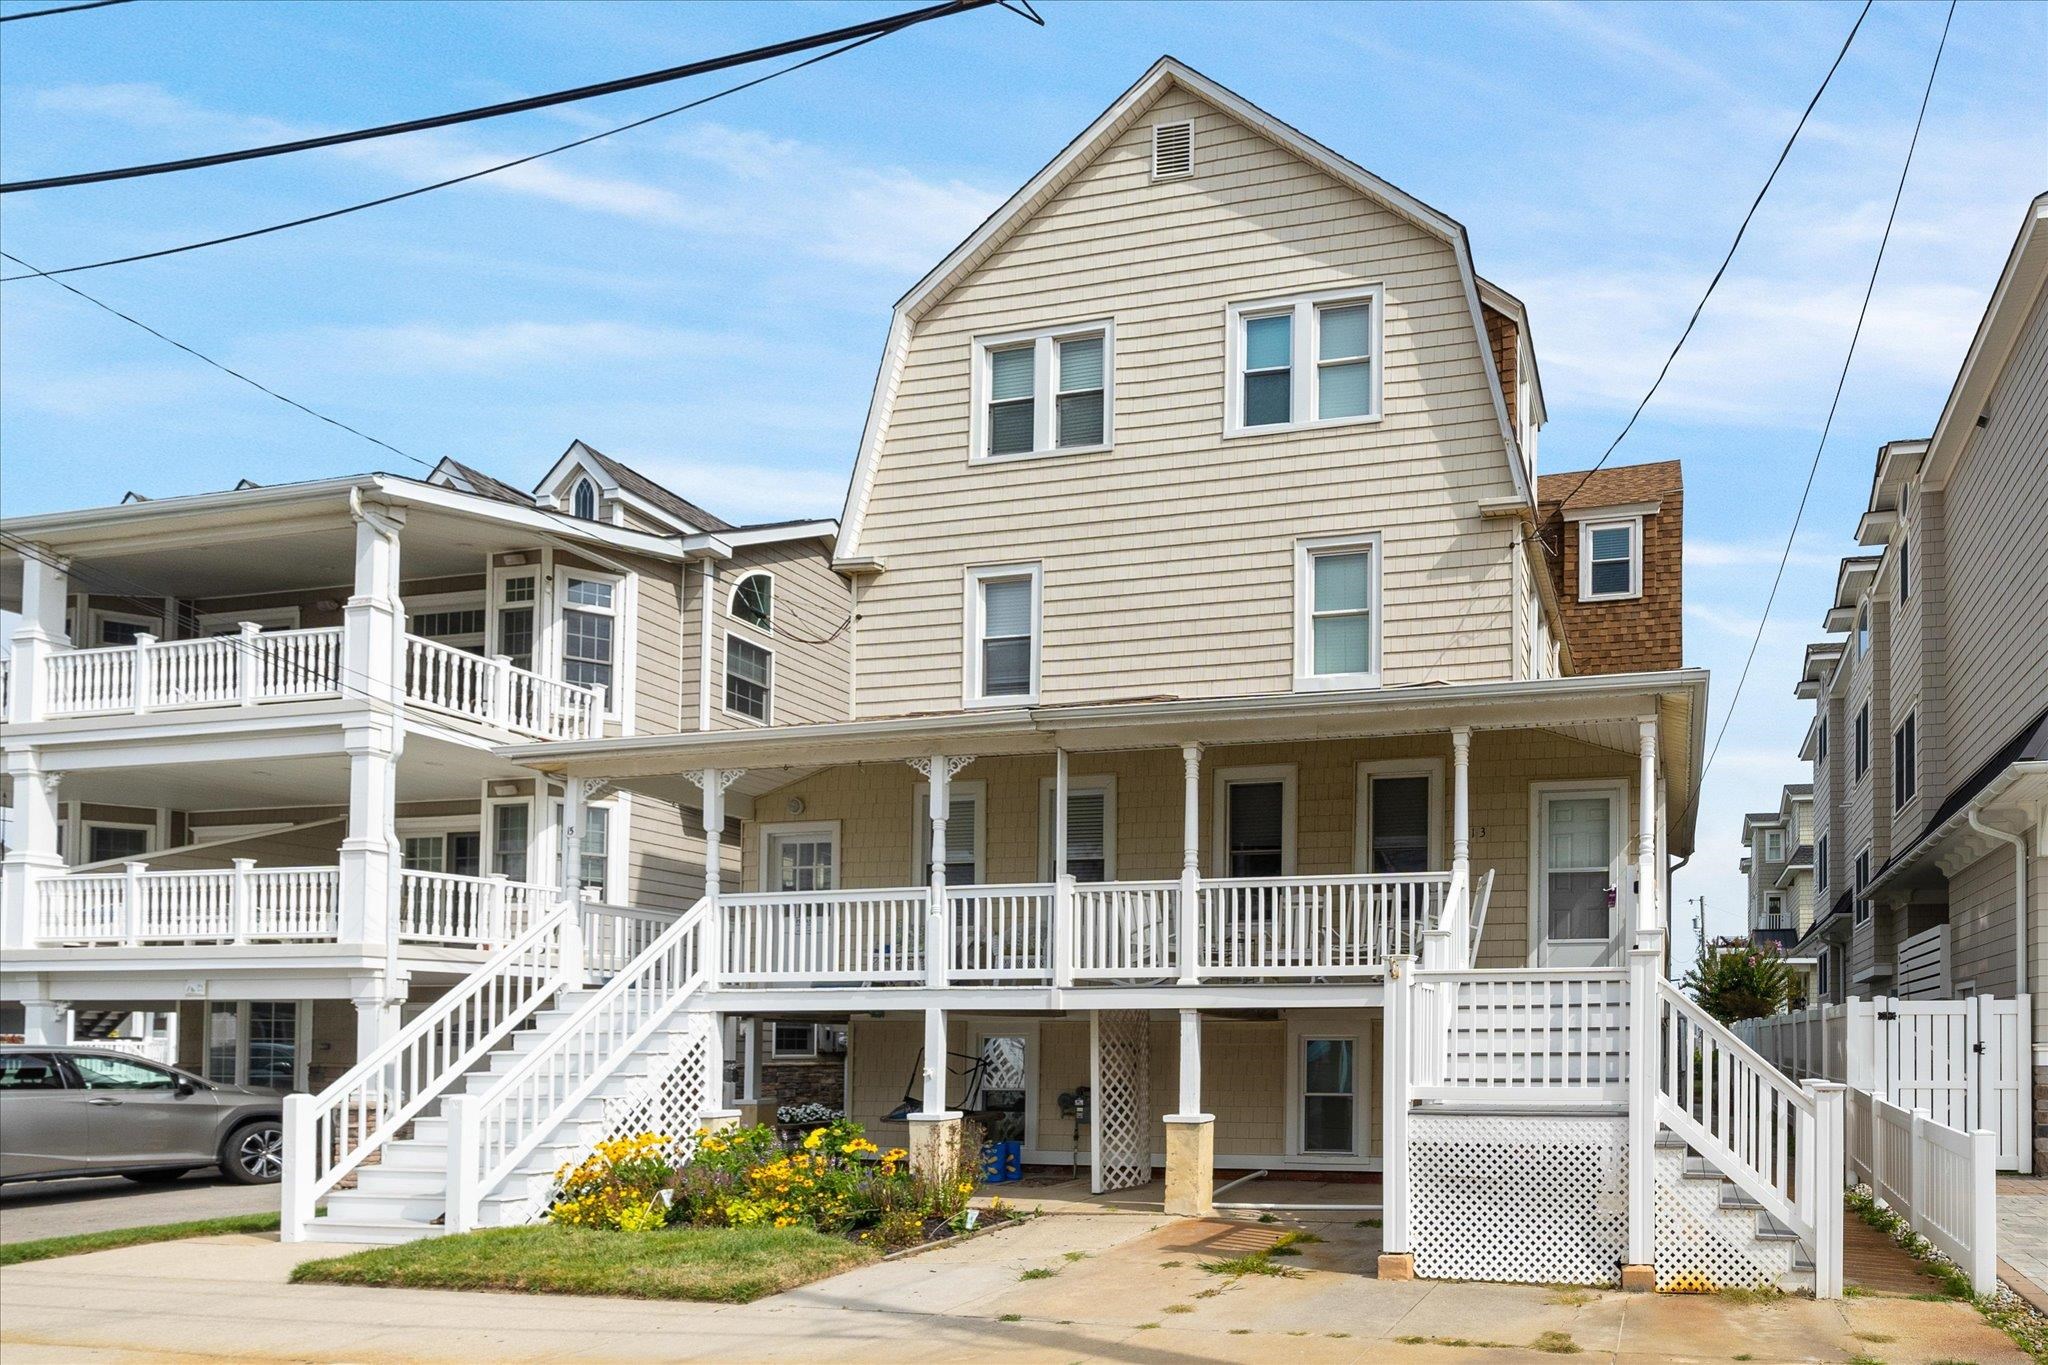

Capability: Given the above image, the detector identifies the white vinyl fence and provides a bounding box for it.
[1738,994,2031,1172]
[1847,1089,1999,1294]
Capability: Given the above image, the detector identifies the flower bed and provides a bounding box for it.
[549,1118,1010,1251]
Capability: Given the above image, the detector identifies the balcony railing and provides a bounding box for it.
[34,629,599,740]
[716,872,1451,988]
[34,865,556,948]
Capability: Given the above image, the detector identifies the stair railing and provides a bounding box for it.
[280,895,577,1241]
[446,896,713,1233]
[1655,979,1844,1295]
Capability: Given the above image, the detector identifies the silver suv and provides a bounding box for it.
[0,1047,285,1185]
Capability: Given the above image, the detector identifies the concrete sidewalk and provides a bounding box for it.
[0,1213,2027,1363]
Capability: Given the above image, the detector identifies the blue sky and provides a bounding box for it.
[2,0,2043,954]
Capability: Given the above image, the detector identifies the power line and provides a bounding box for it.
[0,28,894,283]
[0,0,133,21]
[1694,0,1955,806]
[0,1,998,193]
[1540,0,1872,519]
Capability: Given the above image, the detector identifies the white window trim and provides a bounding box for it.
[721,629,774,726]
[87,608,162,646]
[206,999,311,1091]
[486,793,539,883]
[488,555,546,669]
[1577,515,1643,602]
[1223,286,1384,438]
[757,820,841,893]
[768,1021,819,1060]
[556,566,631,723]
[1211,764,1298,878]
[962,562,1042,707]
[551,792,626,904]
[1036,774,1119,881]
[1526,779,1628,964]
[77,819,154,868]
[1294,532,1383,691]
[1282,1010,1371,1162]
[571,477,600,521]
[729,571,775,634]
[1763,828,1784,864]
[194,606,303,635]
[911,779,988,885]
[1893,711,1917,811]
[1763,892,1786,928]
[967,319,1115,463]
[1353,758,1443,874]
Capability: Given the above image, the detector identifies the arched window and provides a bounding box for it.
[571,478,598,520]
[732,573,773,630]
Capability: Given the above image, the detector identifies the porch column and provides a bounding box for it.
[338,717,402,959]
[1450,726,1473,966]
[1177,742,1202,985]
[1164,1007,1214,1216]
[8,542,67,725]
[1623,930,1664,1288]
[353,977,403,1058]
[1053,748,1074,988]
[688,768,741,987]
[908,1006,962,1178]
[1379,953,1415,1279]
[1637,716,1659,937]
[21,998,67,1046]
[1,749,62,950]
[912,755,970,990]
[346,498,406,712]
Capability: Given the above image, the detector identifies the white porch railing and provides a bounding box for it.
[37,629,598,740]
[950,883,1053,981]
[719,888,928,984]
[1851,1092,1998,1294]
[36,865,551,948]
[1408,967,1630,1102]
[1071,880,1177,980]
[1199,873,1448,978]
[582,900,683,977]
[281,896,578,1242]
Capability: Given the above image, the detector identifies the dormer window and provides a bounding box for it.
[972,324,1114,461]
[1579,517,1641,601]
[571,478,599,521]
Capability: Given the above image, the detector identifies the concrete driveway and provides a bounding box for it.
[0,1206,2028,1362]
[0,1171,277,1243]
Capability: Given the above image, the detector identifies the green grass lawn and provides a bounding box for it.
[289,1224,878,1303]
[0,1212,282,1267]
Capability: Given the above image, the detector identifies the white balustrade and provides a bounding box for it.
[36,873,128,942]
[1409,968,1630,1100]
[283,898,579,1241]
[255,627,345,699]
[1199,873,1447,977]
[949,883,1052,981]
[582,901,682,977]
[398,870,549,946]
[502,667,603,741]
[404,636,494,721]
[36,865,340,943]
[719,888,927,984]
[1070,880,1179,980]
[44,646,135,714]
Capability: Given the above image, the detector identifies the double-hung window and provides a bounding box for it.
[1226,288,1382,436]
[1041,778,1115,883]
[561,574,618,709]
[1579,518,1641,600]
[491,803,531,881]
[1295,534,1380,689]
[1763,828,1783,864]
[973,323,1113,460]
[1893,711,1917,810]
[725,634,772,723]
[1357,763,1438,874]
[916,783,983,886]
[493,572,537,671]
[1854,703,1870,781]
[965,564,1040,705]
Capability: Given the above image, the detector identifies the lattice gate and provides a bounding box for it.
[1090,1010,1152,1193]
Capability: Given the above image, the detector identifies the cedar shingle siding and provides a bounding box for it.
[1537,460,1684,675]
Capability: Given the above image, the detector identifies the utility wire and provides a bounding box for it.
[0,0,133,21]
[0,28,893,283]
[0,0,995,193]
[1693,0,1955,808]
[1539,0,1872,520]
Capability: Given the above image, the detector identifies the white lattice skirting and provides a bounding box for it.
[1091,1010,1151,1193]
[1652,1144,1800,1293]
[1410,1110,1627,1286]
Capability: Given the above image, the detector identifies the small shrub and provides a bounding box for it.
[550,1133,678,1231]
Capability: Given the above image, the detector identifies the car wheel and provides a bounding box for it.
[222,1121,284,1184]
[123,1169,192,1185]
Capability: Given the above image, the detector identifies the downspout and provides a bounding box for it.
[1967,805,2029,997]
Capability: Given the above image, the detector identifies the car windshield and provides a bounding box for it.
[70,1055,178,1090]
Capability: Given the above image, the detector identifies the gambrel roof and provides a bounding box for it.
[835,56,1534,560]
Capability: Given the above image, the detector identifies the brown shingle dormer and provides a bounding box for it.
[1538,460,1684,674]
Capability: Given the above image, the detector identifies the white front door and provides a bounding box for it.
[1536,789,1624,967]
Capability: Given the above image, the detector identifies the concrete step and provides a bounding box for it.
[301,1216,443,1246]
[353,1166,447,1199]
[323,1188,448,1223]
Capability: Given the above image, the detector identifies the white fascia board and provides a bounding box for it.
[716,520,839,548]
[534,441,615,499]
[1923,195,2048,491]
[1479,277,1546,427]
[836,57,1532,555]
[375,478,690,561]
[1562,500,1660,522]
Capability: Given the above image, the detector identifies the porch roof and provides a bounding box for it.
[506,668,1708,848]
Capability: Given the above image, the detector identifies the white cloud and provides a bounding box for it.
[1684,537,1839,570]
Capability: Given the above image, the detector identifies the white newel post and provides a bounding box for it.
[281,1091,314,1242]
[1379,953,1414,1277]
[1178,742,1202,985]
[1053,749,1074,988]
[1624,934,1664,1284]
[123,861,147,942]
[1,751,62,950]
[238,621,262,705]
[1637,717,1659,935]
[1808,1081,1846,1298]
[561,775,589,985]
[1450,727,1472,965]
[488,655,513,728]
[484,872,509,945]
[9,542,67,726]
[131,633,156,713]
[230,858,256,942]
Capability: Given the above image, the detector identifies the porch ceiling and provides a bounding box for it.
[514,670,1709,848]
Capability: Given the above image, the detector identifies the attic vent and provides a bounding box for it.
[1151,120,1193,180]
